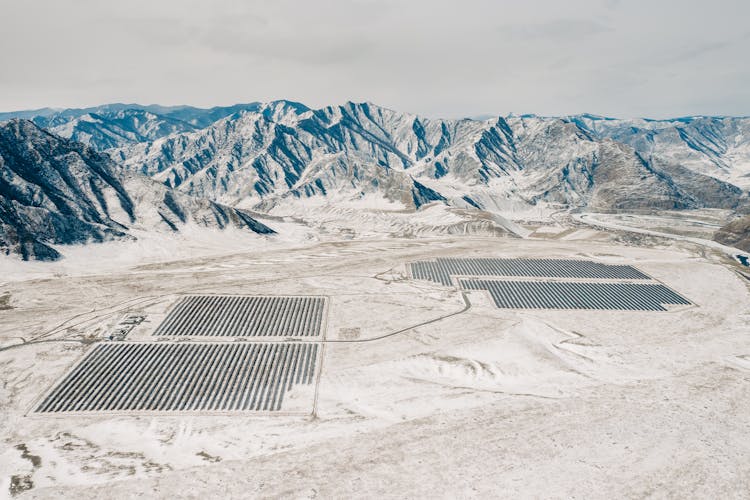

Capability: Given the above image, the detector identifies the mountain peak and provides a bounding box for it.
[1,118,57,142]
[254,100,312,124]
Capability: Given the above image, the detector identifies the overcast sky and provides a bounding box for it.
[2,0,749,118]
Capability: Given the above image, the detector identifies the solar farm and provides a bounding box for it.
[34,295,327,414]
[410,258,691,311]
[5,219,749,499]
[409,257,652,286]
[33,258,691,415]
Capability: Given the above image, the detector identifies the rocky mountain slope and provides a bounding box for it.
[4,102,748,215]
[0,120,273,261]
[714,215,750,253]
[567,114,750,190]
[2,102,749,259]
[0,103,266,149]
[103,101,746,213]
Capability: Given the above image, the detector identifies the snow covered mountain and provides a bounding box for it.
[0,120,273,261]
[0,103,266,150]
[2,101,749,260]
[103,101,746,213]
[566,114,750,190]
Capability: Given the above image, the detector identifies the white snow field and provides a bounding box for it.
[1,216,750,498]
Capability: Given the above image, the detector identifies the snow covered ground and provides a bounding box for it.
[574,211,750,264]
[1,216,749,498]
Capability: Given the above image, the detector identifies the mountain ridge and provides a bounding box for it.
[2,101,749,260]
[0,119,274,261]
[100,101,746,213]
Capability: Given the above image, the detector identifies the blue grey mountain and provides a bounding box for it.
[1,101,749,260]
[106,102,747,211]
[0,119,272,261]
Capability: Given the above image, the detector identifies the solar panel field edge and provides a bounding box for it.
[315,297,327,337]
[70,343,144,411]
[36,343,110,412]
[152,296,192,336]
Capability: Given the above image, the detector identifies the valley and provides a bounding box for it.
[1,102,749,498]
[1,213,749,497]
[4,0,749,496]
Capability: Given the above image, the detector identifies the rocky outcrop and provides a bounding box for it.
[566,114,750,190]
[714,215,750,252]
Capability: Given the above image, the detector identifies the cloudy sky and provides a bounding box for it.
[2,0,748,118]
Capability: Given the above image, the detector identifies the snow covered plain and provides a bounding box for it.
[1,211,750,498]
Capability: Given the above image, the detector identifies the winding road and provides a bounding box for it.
[573,212,749,262]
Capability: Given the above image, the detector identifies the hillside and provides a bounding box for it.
[0,120,273,260]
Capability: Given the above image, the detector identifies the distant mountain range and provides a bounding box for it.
[1,101,748,260]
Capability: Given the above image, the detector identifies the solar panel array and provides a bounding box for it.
[36,342,318,413]
[410,258,650,286]
[410,257,690,311]
[154,296,326,337]
[461,279,691,311]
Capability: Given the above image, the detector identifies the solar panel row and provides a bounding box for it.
[460,279,690,311]
[36,342,318,413]
[410,258,651,286]
[154,296,325,337]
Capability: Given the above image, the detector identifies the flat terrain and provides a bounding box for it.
[1,221,749,498]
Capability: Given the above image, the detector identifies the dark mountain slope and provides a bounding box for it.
[714,215,750,253]
[0,120,273,261]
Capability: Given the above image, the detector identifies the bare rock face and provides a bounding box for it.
[714,215,750,252]
[0,120,273,261]
[104,102,747,213]
[0,119,135,260]
[569,114,750,190]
